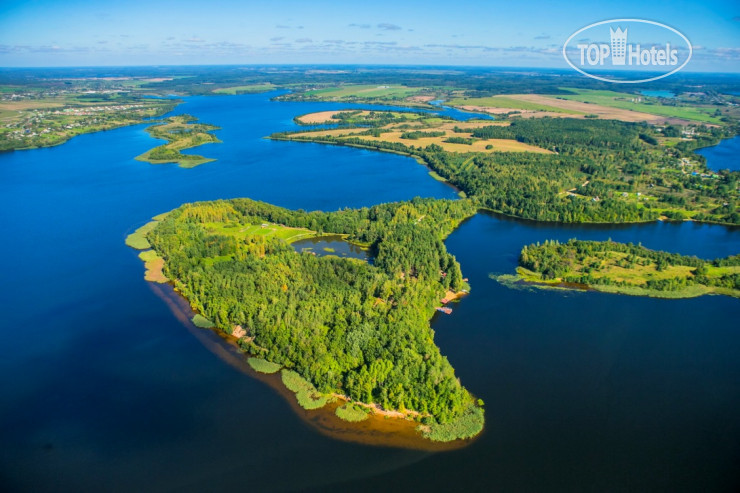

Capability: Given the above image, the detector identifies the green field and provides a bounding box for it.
[305,84,420,100]
[446,95,579,114]
[212,83,276,95]
[557,88,723,123]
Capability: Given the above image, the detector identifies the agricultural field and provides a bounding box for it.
[446,95,581,115]
[212,83,276,95]
[305,84,420,99]
[555,88,724,124]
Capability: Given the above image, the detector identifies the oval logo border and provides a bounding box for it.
[562,18,693,84]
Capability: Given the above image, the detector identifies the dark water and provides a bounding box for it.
[1,92,739,492]
[292,235,371,262]
[696,136,740,172]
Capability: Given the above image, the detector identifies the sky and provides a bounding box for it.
[0,0,738,71]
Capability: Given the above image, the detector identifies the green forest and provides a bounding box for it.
[141,197,484,440]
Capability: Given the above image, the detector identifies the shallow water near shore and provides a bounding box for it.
[1,91,739,492]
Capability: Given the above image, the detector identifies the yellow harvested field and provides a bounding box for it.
[359,132,552,154]
[502,95,664,122]
[296,110,366,124]
[407,95,435,102]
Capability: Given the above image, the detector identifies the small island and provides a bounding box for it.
[502,239,740,298]
[127,197,484,443]
[135,114,221,168]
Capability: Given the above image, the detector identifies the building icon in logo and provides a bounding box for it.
[610,27,627,65]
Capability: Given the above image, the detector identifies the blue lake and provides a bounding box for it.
[696,135,740,172]
[0,92,738,492]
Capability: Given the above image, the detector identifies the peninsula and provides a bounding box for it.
[505,239,740,298]
[128,197,484,442]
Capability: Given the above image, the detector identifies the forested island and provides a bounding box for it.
[502,239,740,298]
[135,114,221,167]
[271,112,739,225]
[127,197,484,442]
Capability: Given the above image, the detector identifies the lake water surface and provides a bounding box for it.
[1,92,738,492]
[696,135,740,172]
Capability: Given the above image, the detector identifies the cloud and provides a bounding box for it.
[295,38,313,43]
[185,37,205,43]
[349,23,371,29]
[276,24,290,29]
[270,36,285,42]
[377,23,402,31]
[534,34,551,40]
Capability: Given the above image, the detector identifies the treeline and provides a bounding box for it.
[401,130,445,140]
[471,118,644,151]
[146,198,481,425]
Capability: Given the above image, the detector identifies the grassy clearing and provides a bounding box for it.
[247,357,282,374]
[125,220,159,249]
[191,314,215,328]
[281,370,333,410]
[212,84,276,95]
[138,250,168,283]
[202,221,317,243]
[557,88,722,123]
[421,405,484,442]
[335,403,370,422]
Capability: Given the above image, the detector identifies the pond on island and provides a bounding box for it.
[292,235,372,262]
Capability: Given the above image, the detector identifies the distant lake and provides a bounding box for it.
[1,91,738,492]
[695,136,740,171]
[640,90,676,98]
